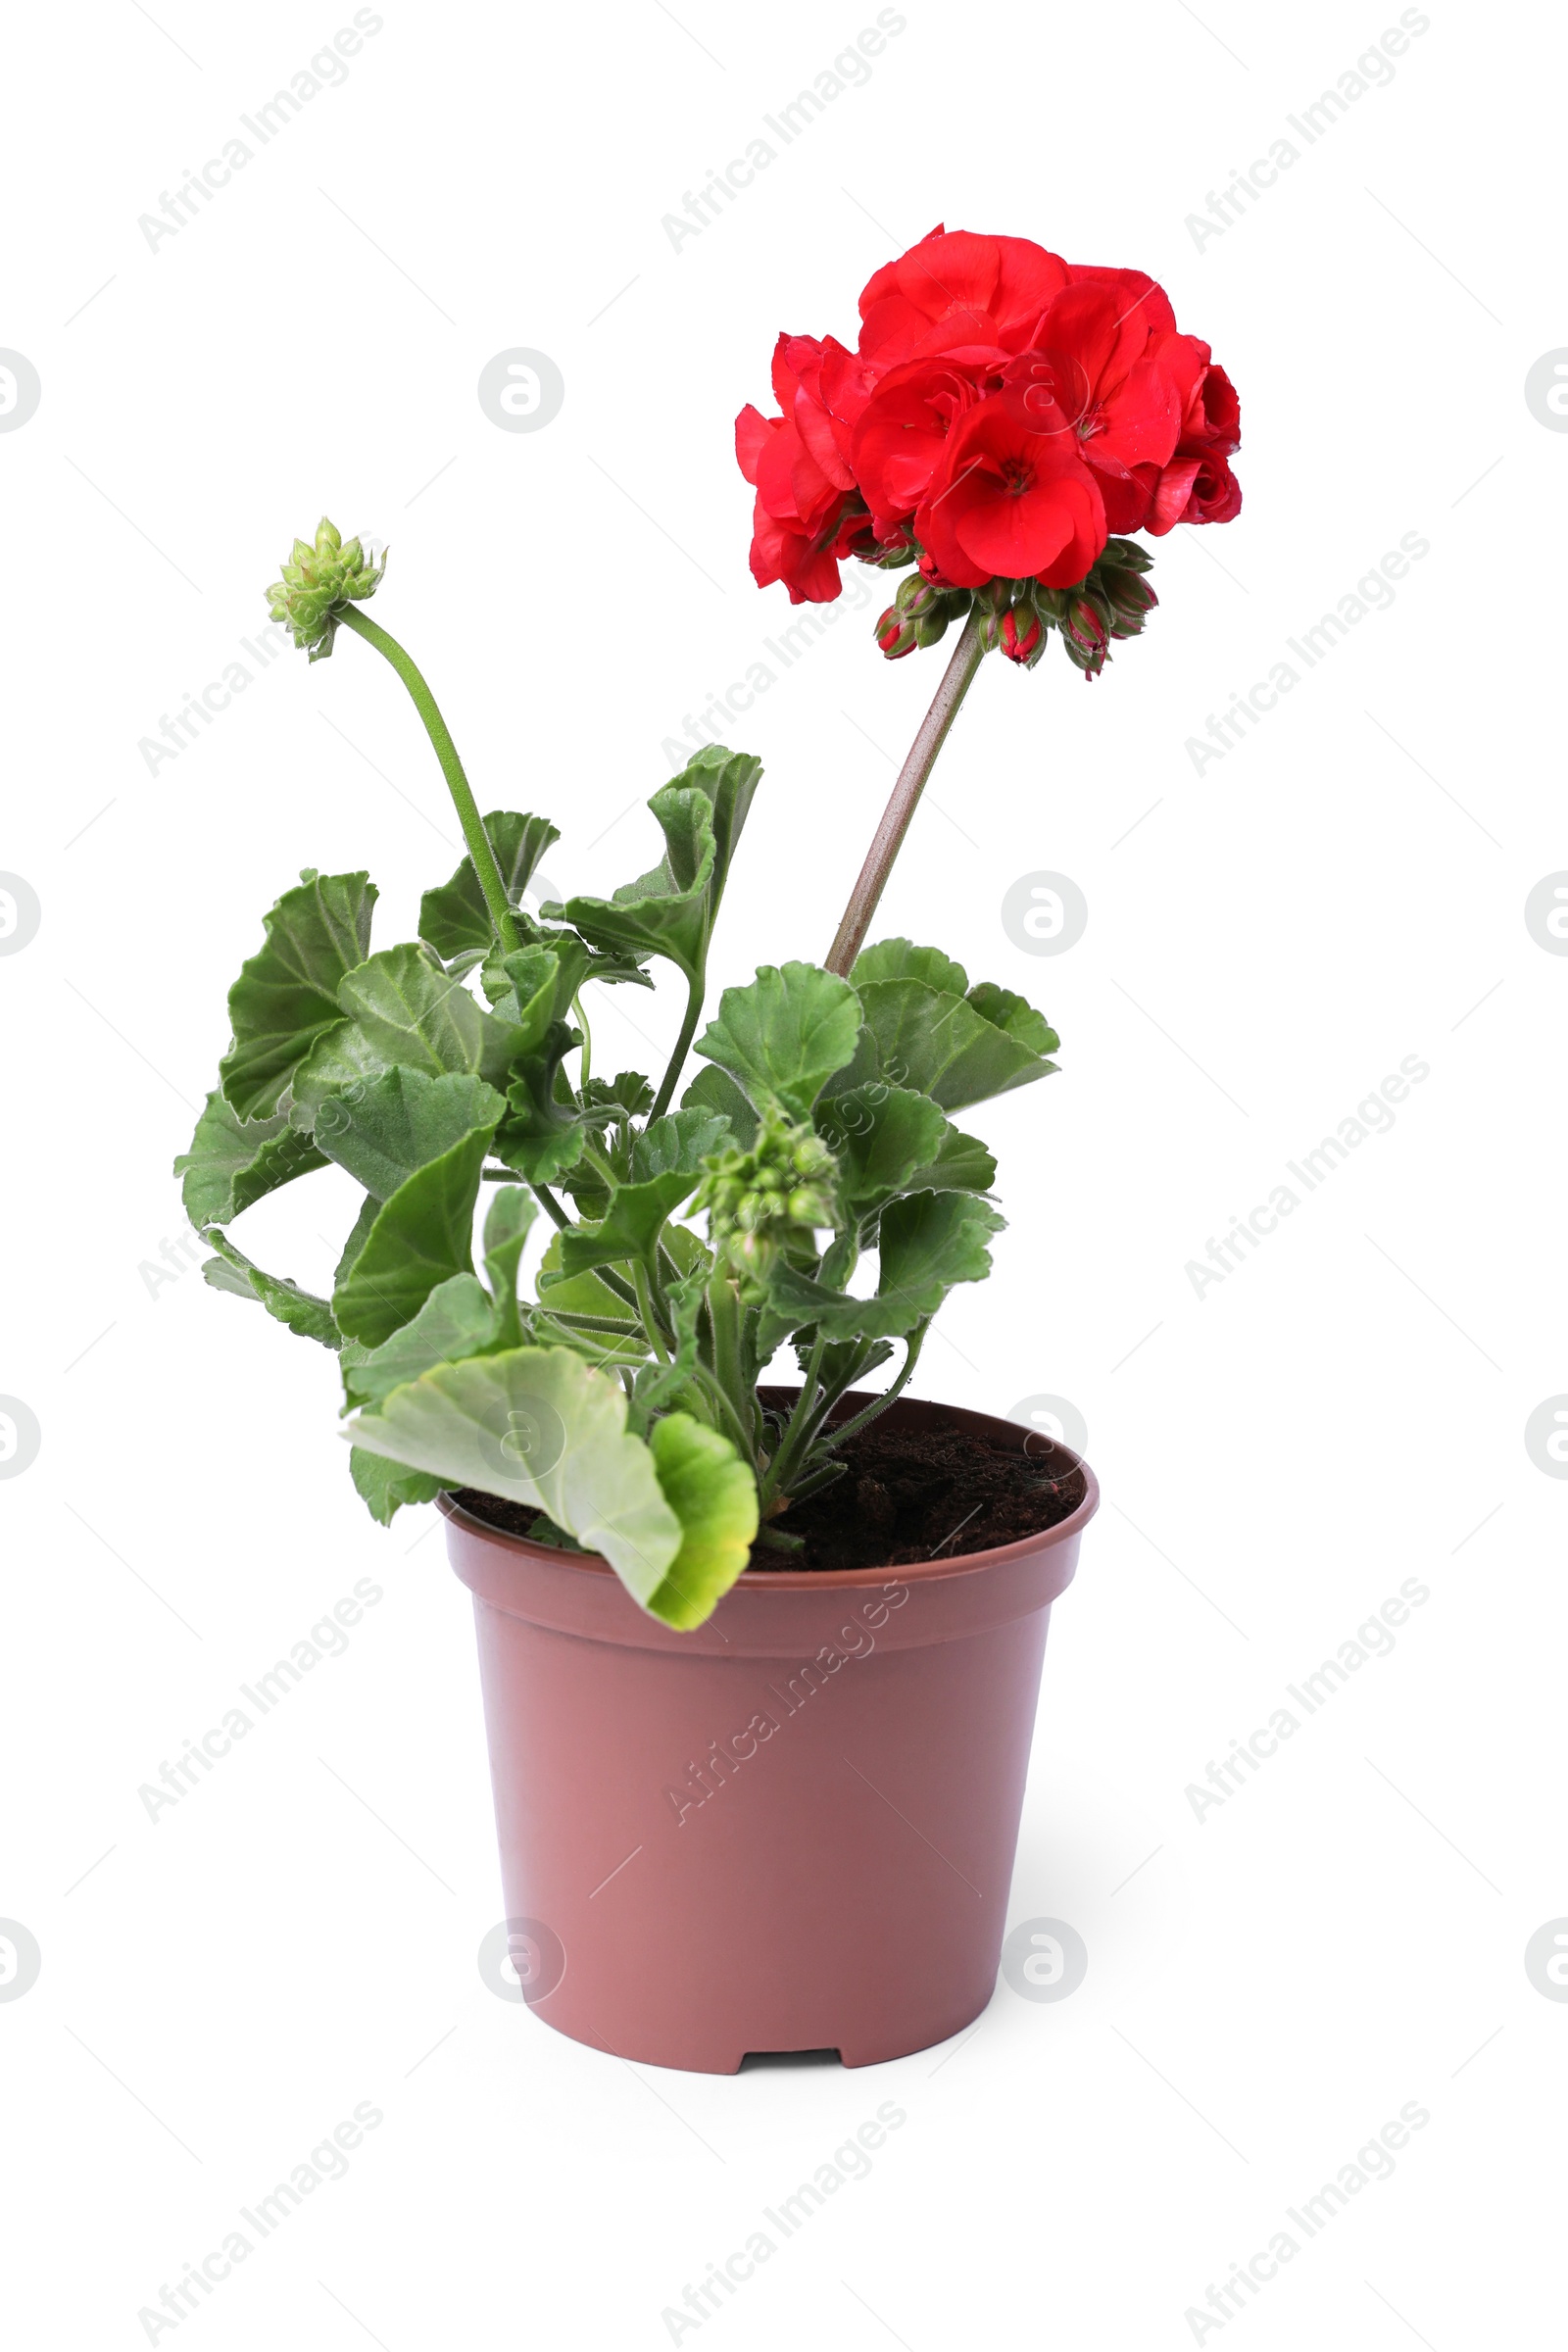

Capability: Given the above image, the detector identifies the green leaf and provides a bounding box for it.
[220,870,377,1118]
[964,979,1059,1058]
[418,812,561,960]
[349,1447,448,1525]
[680,1064,758,1150]
[201,1229,340,1348]
[759,1261,926,1346]
[558,1171,702,1280]
[696,961,862,1121]
[483,1185,538,1345]
[334,1193,379,1289]
[332,1102,501,1347]
[551,785,717,983]
[671,744,762,905]
[286,1018,394,1128]
[313,1067,506,1201]
[174,1091,324,1227]
[341,1273,501,1409]
[815,1084,996,1224]
[582,1071,655,1121]
[852,937,969,998]
[632,1108,732,1181]
[856,977,1056,1111]
[814,1083,947,1223]
[347,1347,683,1595]
[334,943,521,1089]
[876,1192,1004,1319]
[642,1414,760,1628]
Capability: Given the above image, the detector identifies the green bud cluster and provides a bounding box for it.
[266,517,387,662]
[694,1108,841,1299]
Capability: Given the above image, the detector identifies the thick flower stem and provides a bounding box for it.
[824,612,988,977]
[337,608,520,956]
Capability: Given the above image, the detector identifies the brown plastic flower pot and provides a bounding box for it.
[443,1393,1098,2073]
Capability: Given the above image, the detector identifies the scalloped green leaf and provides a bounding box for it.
[643,1413,760,1627]
[313,1068,506,1202]
[631,1108,731,1181]
[855,977,1056,1111]
[347,1347,683,1595]
[680,1063,758,1151]
[349,1447,448,1525]
[558,1170,702,1280]
[815,1083,996,1223]
[332,1101,501,1348]
[964,979,1059,1059]
[852,938,969,998]
[335,943,521,1088]
[201,1230,340,1348]
[550,785,716,982]
[174,1091,325,1227]
[696,961,862,1121]
[418,812,561,960]
[341,1273,501,1409]
[220,870,376,1119]
[876,1191,1004,1317]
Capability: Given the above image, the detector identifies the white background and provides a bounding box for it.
[3,0,1564,2343]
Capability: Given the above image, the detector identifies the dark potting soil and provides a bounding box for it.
[455,1418,1084,1575]
[760,1420,1085,1573]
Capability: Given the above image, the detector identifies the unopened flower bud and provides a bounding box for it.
[999,606,1044,665]
[876,605,919,660]
[266,516,386,661]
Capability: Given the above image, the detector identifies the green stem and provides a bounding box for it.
[572,992,592,1089]
[824,612,987,976]
[692,1364,755,1460]
[818,1322,929,1451]
[338,608,519,956]
[632,1263,669,1363]
[649,972,706,1121]
[530,1182,570,1230]
[758,1331,828,1508]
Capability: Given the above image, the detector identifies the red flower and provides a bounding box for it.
[733,229,1242,622]
[917,399,1106,591]
[850,357,985,536]
[858,224,1070,367]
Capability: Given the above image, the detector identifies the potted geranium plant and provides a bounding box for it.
[178,226,1240,2071]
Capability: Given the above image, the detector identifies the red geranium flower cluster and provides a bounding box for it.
[735,225,1241,671]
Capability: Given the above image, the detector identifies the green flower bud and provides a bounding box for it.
[266,515,387,662]
[694,1106,843,1300]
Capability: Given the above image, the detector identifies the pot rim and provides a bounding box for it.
[436,1389,1100,1596]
